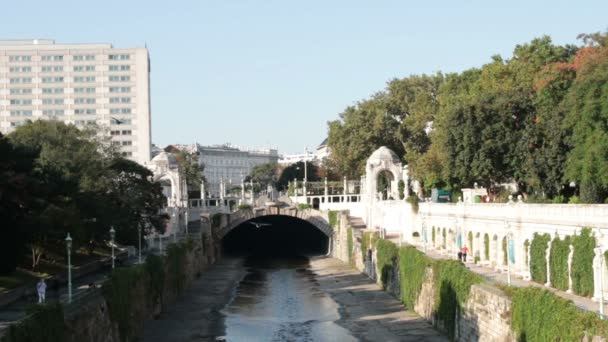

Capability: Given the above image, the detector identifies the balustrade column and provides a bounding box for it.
[567,244,574,293]
[545,239,552,287]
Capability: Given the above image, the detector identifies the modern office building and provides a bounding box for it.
[180,143,279,196]
[0,39,151,164]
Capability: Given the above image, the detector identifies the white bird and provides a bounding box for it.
[248,221,272,229]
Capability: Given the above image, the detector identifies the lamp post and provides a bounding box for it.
[65,233,72,303]
[137,224,142,264]
[172,211,177,243]
[109,226,116,269]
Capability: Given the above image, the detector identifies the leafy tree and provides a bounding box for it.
[174,150,205,189]
[245,162,278,189]
[276,161,320,191]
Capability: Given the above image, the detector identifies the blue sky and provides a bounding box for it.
[2,1,606,153]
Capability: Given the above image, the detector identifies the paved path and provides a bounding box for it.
[310,257,446,342]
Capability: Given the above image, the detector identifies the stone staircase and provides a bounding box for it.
[347,216,402,244]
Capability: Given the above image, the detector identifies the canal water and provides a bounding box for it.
[218,256,356,342]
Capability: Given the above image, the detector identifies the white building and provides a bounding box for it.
[278,138,330,165]
[0,39,151,164]
[184,143,279,196]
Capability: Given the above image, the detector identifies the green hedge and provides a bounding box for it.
[442,228,447,249]
[468,231,473,255]
[328,211,338,230]
[376,239,399,289]
[361,231,371,263]
[407,195,419,213]
[572,228,595,296]
[549,236,571,291]
[166,243,188,294]
[398,247,431,309]
[1,303,66,342]
[297,203,312,210]
[510,286,608,341]
[347,227,354,265]
[530,233,551,283]
[211,213,222,229]
[433,260,483,340]
[484,234,489,260]
[432,226,436,245]
[145,254,165,302]
[103,266,147,341]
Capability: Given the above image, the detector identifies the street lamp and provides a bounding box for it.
[137,223,142,264]
[109,226,116,269]
[172,211,177,243]
[65,233,72,303]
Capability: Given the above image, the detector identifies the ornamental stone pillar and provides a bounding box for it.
[545,239,552,287]
[567,244,574,293]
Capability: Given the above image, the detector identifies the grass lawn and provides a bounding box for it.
[0,269,40,293]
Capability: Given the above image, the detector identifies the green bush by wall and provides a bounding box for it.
[1,303,66,342]
[144,254,165,302]
[166,243,187,294]
[407,195,419,213]
[398,180,405,200]
[398,247,431,309]
[549,235,571,291]
[502,236,507,265]
[484,233,489,260]
[510,286,608,341]
[361,231,371,262]
[524,239,530,266]
[347,227,354,265]
[572,228,595,296]
[442,228,446,249]
[211,213,222,229]
[432,227,436,245]
[468,231,473,255]
[328,211,338,230]
[103,265,147,341]
[530,233,551,283]
[432,260,483,340]
[376,239,399,289]
[297,203,312,210]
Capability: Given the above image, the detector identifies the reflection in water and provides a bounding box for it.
[219,256,356,342]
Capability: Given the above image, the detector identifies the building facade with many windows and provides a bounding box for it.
[0,39,151,164]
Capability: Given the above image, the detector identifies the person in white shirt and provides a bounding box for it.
[36,279,47,304]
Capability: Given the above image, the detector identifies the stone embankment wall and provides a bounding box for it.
[56,219,218,342]
[331,211,515,341]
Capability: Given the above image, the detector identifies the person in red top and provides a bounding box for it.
[461,246,469,262]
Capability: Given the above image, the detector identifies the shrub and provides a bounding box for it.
[211,213,222,229]
[468,231,473,255]
[433,260,483,339]
[568,196,581,204]
[484,234,490,260]
[144,254,165,303]
[237,204,252,210]
[510,287,608,341]
[398,180,405,200]
[502,236,508,265]
[361,231,371,262]
[398,247,431,309]
[2,303,66,342]
[549,235,571,291]
[328,211,338,230]
[166,243,187,294]
[530,233,551,283]
[347,227,354,265]
[432,227,436,245]
[103,266,146,341]
[297,203,312,210]
[376,239,399,289]
[442,228,447,249]
[571,228,595,296]
[406,195,419,213]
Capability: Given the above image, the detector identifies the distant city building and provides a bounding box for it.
[278,138,330,165]
[180,143,279,196]
[0,39,151,164]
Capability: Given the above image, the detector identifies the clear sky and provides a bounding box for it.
[2,1,606,154]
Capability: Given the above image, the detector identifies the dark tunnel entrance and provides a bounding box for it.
[222,215,329,256]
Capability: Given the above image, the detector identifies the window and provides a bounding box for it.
[10,99,32,105]
[121,141,132,146]
[112,118,132,125]
[74,120,85,125]
[110,108,131,114]
[73,55,95,61]
[86,120,96,125]
[121,152,132,157]
[121,130,132,135]
[108,65,131,71]
[109,54,130,60]
[9,56,31,62]
[9,66,32,72]
[10,88,32,95]
[42,88,64,94]
[110,130,121,136]
[73,76,95,83]
[73,65,95,72]
[109,87,130,93]
[10,110,32,116]
[42,77,64,83]
[74,108,96,115]
[41,55,63,61]
[41,66,63,72]
[10,121,24,127]
[42,98,64,105]
[10,77,32,84]
[109,97,131,104]
[74,98,96,104]
[109,75,130,82]
[74,87,95,94]
[43,109,64,115]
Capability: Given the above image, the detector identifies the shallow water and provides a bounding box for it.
[219,256,356,342]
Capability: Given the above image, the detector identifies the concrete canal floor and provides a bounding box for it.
[141,256,446,342]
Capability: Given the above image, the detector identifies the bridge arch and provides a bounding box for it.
[221,210,332,255]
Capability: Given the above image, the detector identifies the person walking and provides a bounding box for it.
[461,245,469,262]
[36,278,47,304]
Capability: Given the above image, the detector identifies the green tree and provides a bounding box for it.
[276,161,320,191]
[246,162,278,189]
